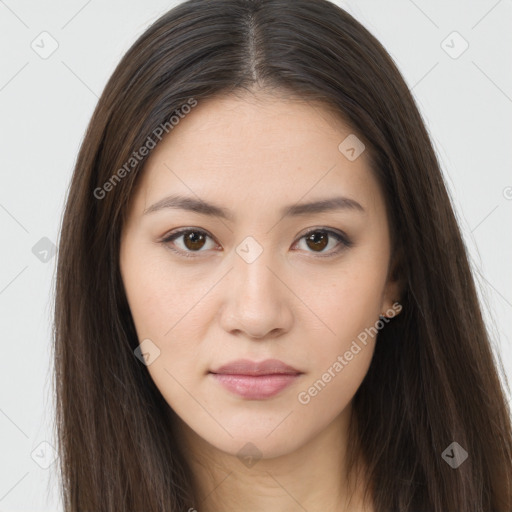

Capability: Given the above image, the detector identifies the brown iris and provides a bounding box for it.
[305,231,328,252]
[183,231,207,251]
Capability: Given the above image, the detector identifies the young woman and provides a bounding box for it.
[53,0,512,510]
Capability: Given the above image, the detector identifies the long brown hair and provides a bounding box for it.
[52,0,512,510]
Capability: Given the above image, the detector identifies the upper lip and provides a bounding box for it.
[210,358,302,376]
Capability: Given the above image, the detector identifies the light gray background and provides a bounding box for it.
[1,1,511,510]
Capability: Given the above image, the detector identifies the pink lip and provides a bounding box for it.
[209,358,302,399]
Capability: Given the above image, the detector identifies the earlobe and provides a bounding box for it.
[380,300,402,319]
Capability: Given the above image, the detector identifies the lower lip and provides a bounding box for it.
[210,373,300,399]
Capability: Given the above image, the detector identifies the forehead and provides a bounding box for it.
[129,92,383,219]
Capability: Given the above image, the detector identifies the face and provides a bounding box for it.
[119,92,400,460]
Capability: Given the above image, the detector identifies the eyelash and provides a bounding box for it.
[159,227,353,259]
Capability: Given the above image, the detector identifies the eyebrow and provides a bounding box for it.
[143,194,364,220]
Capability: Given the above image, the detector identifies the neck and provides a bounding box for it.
[169,405,373,512]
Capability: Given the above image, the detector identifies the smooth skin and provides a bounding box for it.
[120,91,401,512]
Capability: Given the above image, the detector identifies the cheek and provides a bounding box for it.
[295,359,373,457]
[302,257,388,368]
[120,242,211,387]
[122,267,169,338]
[120,252,202,412]
[121,240,198,338]
[295,269,381,414]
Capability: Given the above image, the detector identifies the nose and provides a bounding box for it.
[218,245,294,340]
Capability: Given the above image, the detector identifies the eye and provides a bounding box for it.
[160,227,352,258]
[160,228,217,257]
[293,228,352,257]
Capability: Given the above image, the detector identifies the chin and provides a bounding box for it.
[212,433,301,462]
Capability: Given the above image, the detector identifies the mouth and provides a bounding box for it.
[209,358,303,399]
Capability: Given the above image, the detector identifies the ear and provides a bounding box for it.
[380,245,405,318]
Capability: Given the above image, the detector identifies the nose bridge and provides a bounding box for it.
[233,235,282,304]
